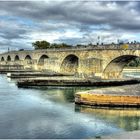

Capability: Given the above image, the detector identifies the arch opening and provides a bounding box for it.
[25,55,32,64]
[7,55,11,62]
[61,54,79,75]
[38,55,49,65]
[1,57,4,62]
[14,55,20,61]
[103,55,139,79]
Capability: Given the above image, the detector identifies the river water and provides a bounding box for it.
[0,73,140,139]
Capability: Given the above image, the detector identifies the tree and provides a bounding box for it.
[50,43,59,48]
[59,43,71,48]
[128,58,140,67]
[32,41,50,49]
[32,41,72,49]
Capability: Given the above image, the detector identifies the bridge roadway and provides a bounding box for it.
[0,47,140,79]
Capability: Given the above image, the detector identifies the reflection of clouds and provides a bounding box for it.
[0,76,123,138]
[24,98,121,138]
[18,87,123,138]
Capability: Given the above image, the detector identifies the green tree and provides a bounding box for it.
[50,43,71,48]
[50,43,59,48]
[59,43,71,48]
[128,58,140,67]
[32,41,72,49]
[32,41,50,49]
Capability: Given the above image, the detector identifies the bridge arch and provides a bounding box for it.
[103,55,139,79]
[14,55,20,61]
[1,57,4,62]
[24,55,32,64]
[25,55,32,60]
[60,54,79,74]
[38,55,49,65]
[7,55,11,62]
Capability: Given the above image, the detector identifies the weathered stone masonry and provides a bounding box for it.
[0,48,140,79]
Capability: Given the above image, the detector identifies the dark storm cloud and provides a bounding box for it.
[0,1,140,31]
[0,29,27,40]
[0,40,11,46]
[0,1,140,52]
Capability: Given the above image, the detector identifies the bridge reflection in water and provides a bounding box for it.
[75,105,140,131]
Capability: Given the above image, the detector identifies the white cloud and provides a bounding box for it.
[0,1,140,52]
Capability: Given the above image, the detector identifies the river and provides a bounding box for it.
[0,73,140,138]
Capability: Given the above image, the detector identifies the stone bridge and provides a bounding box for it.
[0,47,140,79]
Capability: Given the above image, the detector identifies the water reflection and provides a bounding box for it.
[0,76,122,138]
[1,74,140,138]
[18,86,95,103]
[75,105,140,131]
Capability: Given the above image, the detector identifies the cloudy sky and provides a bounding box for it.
[0,0,140,52]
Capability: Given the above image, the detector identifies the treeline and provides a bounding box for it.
[32,41,72,49]
[32,40,140,50]
[127,58,140,67]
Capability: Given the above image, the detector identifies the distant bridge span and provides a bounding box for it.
[0,48,140,79]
